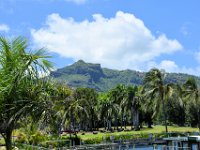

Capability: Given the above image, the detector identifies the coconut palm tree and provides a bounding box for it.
[109,84,127,129]
[143,69,169,133]
[99,93,120,131]
[120,85,142,130]
[67,98,87,132]
[0,36,53,150]
[183,78,200,131]
[40,81,72,135]
[166,83,186,126]
[75,88,98,131]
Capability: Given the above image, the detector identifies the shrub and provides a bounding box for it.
[83,137,102,144]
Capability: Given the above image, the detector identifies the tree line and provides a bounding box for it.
[60,72,200,133]
[0,36,200,150]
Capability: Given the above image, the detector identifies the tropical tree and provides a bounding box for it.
[74,88,98,131]
[40,81,72,135]
[66,97,86,132]
[109,84,127,129]
[0,36,52,150]
[143,69,169,133]
[183,78,200,130]
[120,85,142,130]
[166,84,186,126]
[99,93,120,130]
[141,93,154,128]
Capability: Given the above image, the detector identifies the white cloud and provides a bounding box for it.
[31,11,182,70]
[0,24,10,32]
[173,66,200,76]
[147,60,178,73]
[147,60,200,76]
[64,0,86,4]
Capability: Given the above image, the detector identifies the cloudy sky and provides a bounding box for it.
[1,0,200,76]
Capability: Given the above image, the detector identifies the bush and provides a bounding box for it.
[16,133,27,143]
[15,131,47,145]
[83,137,102,144]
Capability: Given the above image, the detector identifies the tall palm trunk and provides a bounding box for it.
[121,114,123,129]
[104,118,106,130]
[131,105,134,129]
[132,96,140,131]
[121,108,124,129]
[114,115,118,130]
[109,120,112,130]
[161,90,168,133]
[133,109,140,130]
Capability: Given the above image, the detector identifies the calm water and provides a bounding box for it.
[115,145,163,150]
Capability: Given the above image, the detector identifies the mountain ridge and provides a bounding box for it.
[50,60,200,91]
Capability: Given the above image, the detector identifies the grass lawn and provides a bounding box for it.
[1,125,198,145]
[77,125,199,141]
[0,138,5,150]
[0,138,5,145]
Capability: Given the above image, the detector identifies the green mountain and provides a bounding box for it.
[50,60,200,92]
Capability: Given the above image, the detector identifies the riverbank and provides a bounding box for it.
[77,125,198,142]
[0,125,198,147]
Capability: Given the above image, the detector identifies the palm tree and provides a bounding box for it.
[0,36,52,150]
[39,81,72,135]
[120,85,141,130]
[143,69,168,133]
[166,84,186,126]
[131,86,142,130]
[183,78,200,131]
[99,93,120,131]
[109,84,127,129]
[67,98,87,132]
[77,88,98,131]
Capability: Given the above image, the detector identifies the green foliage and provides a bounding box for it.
[50,60,200,92]
[0,36,53,150]
[16,131,47,145]
[41,140,70,148]
[2,37,200,149]
[83,137,102,144]
[16,120,47,145]
[78,125,198,144]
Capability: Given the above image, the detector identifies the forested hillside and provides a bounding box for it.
[50,60,200,91]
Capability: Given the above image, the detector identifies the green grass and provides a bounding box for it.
[77,125,199,141]
[1,125,198,146]
[0,138,5,144]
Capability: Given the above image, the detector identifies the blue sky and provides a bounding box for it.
[0,0,200,76]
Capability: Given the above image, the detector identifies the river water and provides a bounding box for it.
[119,145,163,150]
